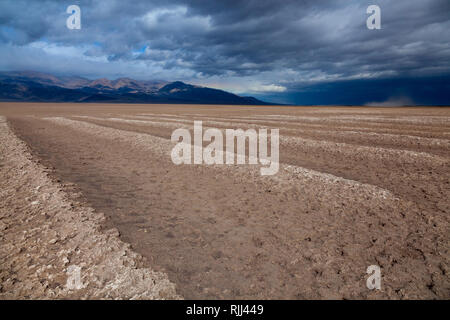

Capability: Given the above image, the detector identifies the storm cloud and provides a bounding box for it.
[0,0,449,104]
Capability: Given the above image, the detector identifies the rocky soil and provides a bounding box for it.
[0,103,449,299]
[0,115,181,299]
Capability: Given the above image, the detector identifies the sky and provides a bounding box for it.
[0,0,449,105]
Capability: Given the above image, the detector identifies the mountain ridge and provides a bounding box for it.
[0,71,272,105]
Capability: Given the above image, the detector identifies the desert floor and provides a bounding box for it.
[0,103,449,299]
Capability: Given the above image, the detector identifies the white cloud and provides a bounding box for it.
[140,6,212,32]
[249,84,287,92]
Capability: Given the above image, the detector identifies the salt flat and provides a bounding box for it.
[0,103,449,299]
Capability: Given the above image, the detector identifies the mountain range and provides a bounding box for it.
[0,71,270,105]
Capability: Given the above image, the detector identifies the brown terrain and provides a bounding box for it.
[0,103,449,299]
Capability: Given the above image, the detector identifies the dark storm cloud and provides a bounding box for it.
[252,76,450,106]
[0,0,449,104]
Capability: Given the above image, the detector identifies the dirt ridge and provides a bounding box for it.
[0,116,181,299]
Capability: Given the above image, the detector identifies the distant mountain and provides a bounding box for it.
[0,71,271,105]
